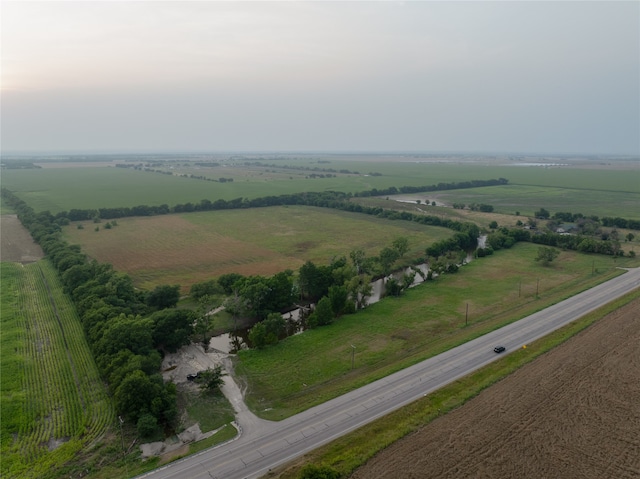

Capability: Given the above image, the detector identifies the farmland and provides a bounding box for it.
[0,261,114,479]
[2,153,639,479]
[61,206,454,291]
[2,155,639,217]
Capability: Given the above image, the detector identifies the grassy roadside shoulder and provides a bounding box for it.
[235,244,639,420]
[268,288,640,479]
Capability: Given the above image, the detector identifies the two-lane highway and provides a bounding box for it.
[138,268,640,479]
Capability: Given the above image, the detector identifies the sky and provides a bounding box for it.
[1,1,639,155]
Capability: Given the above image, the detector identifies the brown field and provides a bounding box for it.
[350,297,640,479]
[62,206,452,291]
[0,214,44,263]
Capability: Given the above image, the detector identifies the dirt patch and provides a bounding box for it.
[0,214,44,263]
[350,298,640,479]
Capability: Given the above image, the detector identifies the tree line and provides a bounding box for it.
[1,189,197,437]
[479,225,632,258]
[14,177,510,222]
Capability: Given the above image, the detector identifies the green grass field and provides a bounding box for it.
[62,206,454,292]
[3,158,638,216]
[380,183,640,219]
[0,261,114,479]
[235,243,640,420]
[271,289,640,479]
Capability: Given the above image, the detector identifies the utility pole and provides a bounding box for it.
[536,278,540,297]
[351,345,356,369]
[118,416,125,457]
[465,303,468,326]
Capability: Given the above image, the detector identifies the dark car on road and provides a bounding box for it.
[493,346,506,354]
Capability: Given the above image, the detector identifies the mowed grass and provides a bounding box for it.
[271,289,640,479]
[235,243,640,420]
[0,261,114,479]
[62,206,454,292]
[4,159,637,215]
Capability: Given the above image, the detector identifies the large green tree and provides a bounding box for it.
[150,309,196,353]
[146,284,180,309]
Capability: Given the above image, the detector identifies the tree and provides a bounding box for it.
[94,315,155,359]
[236,276,271,319]
[137,413,159,438]
[392,237,409,257]
[626,232,635,242]
[150,309,196,353]
[298,261,333,300]
[535,208,550,219]
[264,312,286,338]
[248,322,270,349]
[265,270,295,313]
[346,274,373,310]
[349,249,366,274]
[308,296,334,328]
[194,366,226,392]
[378,247,400,276]
[385,277,402,297]
[194,295,215,344]
[114,370,158,422]
[489,220,498,229]
[146,284,180,309]
[535,246,560,266]
[402,270,417,290]
[190,279,222,300]
[328,285,349,317]
[218,273,244,294]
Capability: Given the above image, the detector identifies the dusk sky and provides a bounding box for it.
[2,1,639,155]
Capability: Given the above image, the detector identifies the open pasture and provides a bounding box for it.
[235,243,639,419]
[62,206,454,292]
[0,261,114,479]
[3,156,637,215]
[384,184,640,219]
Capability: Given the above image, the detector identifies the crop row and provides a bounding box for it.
[1,261,113,479]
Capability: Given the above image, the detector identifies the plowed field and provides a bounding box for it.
[350,298,640,479]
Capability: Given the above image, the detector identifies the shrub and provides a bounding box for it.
[298,464,340,479]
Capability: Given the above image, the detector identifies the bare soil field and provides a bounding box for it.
[0,214,44,263]
[350,298,640,479]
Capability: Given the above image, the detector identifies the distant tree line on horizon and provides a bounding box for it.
[14,178,509,222]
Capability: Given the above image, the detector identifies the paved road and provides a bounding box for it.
[138,268,640,479]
